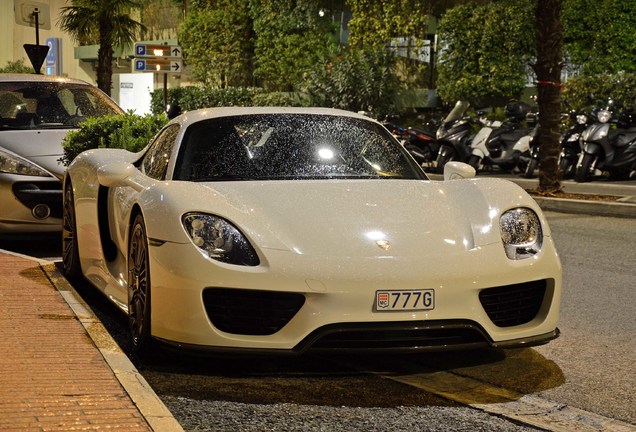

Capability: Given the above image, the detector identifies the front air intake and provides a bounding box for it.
[203,288,305,335]
[479,280,547,327]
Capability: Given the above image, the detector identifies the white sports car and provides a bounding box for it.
[63,107,561,354]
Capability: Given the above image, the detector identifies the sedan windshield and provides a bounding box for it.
[174,114,427,181]
[0,81,121,130]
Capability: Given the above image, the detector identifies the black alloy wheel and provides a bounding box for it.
[62,180,81,279]
[128,213,153,353]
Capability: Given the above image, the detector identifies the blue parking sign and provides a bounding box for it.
[135,59,146,71]
[136,45,146,56]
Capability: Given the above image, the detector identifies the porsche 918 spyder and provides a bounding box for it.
[62,107,561,354]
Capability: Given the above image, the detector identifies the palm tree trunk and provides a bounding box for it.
[534,0,563,193]
[97,19,114,96]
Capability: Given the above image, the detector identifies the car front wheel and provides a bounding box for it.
[128,213,153,354]
[62,180,81,279]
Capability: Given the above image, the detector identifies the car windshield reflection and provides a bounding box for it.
[174,114,427,181]
[0,82,121,131]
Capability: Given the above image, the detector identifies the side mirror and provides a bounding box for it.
[97,161,142,191]
[444,161,476,181]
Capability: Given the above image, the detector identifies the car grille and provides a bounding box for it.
[479,280,547,327]
[296,320,491,353]
[202,288,305,335]
[12,181,63,218]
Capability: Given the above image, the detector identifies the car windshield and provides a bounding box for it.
[173,114,428,181]
[0,81,121,130]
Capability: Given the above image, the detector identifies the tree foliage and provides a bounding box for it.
[563,72,636,110]
[58,0,144,96]
[303,47,400,116]
[249,0,336,91]
[436,1,535,106]
[347,0,433,48]
[563,0,636,75]
[178,0,254,87]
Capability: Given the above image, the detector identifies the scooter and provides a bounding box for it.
[557,111,593,178]
[575,99,636,182]
[404,127,439,168]
[434,100,474,174]
[468,101,535,174]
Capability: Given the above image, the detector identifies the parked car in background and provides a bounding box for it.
[62,107,561,355]
[0,74,123,235]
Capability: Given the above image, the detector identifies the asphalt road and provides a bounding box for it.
[4,211,634,431]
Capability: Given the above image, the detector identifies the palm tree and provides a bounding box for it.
[59,0,144,96]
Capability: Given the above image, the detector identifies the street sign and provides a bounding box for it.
[24,44,49,74]
[45,37,62,75]
[134,58,182,73]
[134,43,182,59]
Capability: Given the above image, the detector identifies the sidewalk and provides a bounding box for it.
[0,251,183,432]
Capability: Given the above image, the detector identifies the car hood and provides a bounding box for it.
[0,129,67,177]
[173,178,538,259]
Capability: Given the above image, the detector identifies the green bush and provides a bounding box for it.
[302,47,400,117]
[150,86,266,114]
[61,113,168,165]
[251,91,311,107]
[563,72,636,111]
[0,59,34,73]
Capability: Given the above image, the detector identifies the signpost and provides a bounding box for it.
[132,42,183,111]
[15,1,51,74]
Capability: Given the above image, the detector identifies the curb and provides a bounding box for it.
[531,196,636,218]
[38,261,185,432]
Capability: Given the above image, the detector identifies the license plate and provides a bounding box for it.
[375,289,435,311]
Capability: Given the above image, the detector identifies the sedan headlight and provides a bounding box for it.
[499,208,543,260]
[182,213,259,266]
[0,149,50,177]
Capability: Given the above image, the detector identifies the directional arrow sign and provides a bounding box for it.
[134,43,182,59]
[134,58,182,73]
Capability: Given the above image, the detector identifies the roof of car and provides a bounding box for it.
[176,106,378,126]
[0,73,92,85]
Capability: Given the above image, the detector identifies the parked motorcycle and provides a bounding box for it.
[403,126,439,168]
[555,110,593,178]
[435,100,474,174]
[468,101,534,174]
[575,99,636,182]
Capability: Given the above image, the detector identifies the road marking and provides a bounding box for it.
[384,371,636,432]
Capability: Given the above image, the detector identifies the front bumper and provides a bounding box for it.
[146,237,562,352]
[0,173,62,233]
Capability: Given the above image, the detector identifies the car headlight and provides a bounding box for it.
[0,149,51,177]
[499,208,543,260]
[182,213,259,266]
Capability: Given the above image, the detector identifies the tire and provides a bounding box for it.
[574,153,594,183]
[128,213,153,354]
[435,149,453,174]
[468,155,481,174]
[523,158,539,179]
[559,157,573,178]
[62,180,81,279]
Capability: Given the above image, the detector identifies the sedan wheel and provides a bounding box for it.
[62,180,81,279]
[128,213,152,353]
